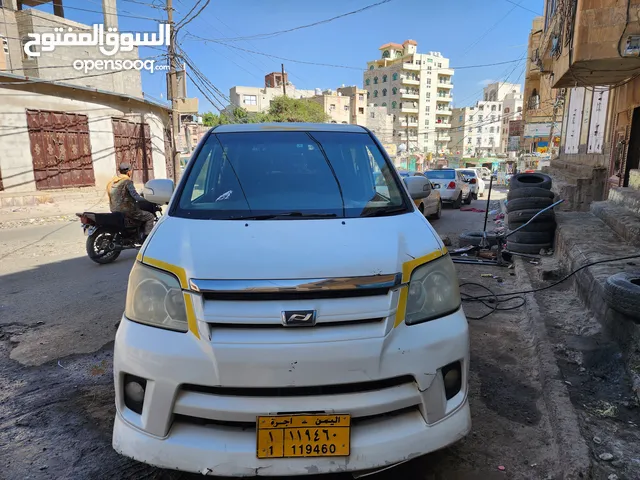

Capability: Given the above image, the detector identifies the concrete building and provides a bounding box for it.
[500,90,524,153]
[229,74,368,125]
[449,102,503,156]
[0,0,142,97]
[0,73,169,193]
[366,105,394,144]
[362,40,454,154]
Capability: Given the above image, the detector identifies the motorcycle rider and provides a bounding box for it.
[106,162,155,241]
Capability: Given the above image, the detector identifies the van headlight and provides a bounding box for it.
[125,262,188,332]
[405,255,461,325]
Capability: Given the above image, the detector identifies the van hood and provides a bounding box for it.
[141,212,445,280]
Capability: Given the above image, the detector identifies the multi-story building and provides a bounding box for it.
[365,105,394,144]
[230,74,367,125]
[522,16,563,156]
[449,102,503,156]
[362,40,454,154]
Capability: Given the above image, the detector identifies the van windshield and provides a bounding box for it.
[173,131,410,220]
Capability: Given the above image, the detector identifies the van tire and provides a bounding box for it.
[510,172,552,190]
[506,241,553,254]
[507,187,555,200]
[603,272,640,320]
[459,231,499,247]
[506,197,554,212]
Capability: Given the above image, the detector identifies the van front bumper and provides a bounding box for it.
[112,310,471,476]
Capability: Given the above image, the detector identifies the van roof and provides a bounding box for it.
[211,123,369,133]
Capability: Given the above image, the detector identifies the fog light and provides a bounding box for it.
[123,374,147,414]
[441,361,462,400]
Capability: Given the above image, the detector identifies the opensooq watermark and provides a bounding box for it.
[22,24,171,74]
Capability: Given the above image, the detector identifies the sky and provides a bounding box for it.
[32,0,544,112]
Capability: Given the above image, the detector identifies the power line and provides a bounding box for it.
[203,0,393,42]
[504,0,542,15]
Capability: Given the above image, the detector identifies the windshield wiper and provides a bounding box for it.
[230,212,338,220]
[360,206,408,218]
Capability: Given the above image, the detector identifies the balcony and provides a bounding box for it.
[435,121,450,128]
[436,108,452,115]
[541,1,640,88]
[436,135,451,142]
[403,62,421,71]
[401,76,420,86]
[401,91,420,100]
[400,120,419,127]
[438,68,454,76]
[436,95,452,102]
[401,105,419,114]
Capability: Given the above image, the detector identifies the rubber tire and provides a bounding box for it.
[507,230,555,244]
[506,240,552,254]
[508,209,555,225]
[508,220,556,232]
[510,172,552,190]
[603,272,640,320]
[453,193,462,209]
[464,193,472,205]
[459,231,499,247]
[506,197,554,213]
[86,230,121,264]
[430,200,442,220]
[507,187,555,200]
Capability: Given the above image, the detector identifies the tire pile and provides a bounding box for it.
[506,173,556,254]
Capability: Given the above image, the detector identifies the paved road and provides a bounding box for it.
[0,191,567,480]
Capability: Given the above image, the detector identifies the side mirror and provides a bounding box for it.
[403,176,431,200]
[143,179,174,205]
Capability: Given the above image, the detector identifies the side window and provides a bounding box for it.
[191,151,211,201]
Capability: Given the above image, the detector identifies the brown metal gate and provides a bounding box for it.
[26,109,95,190]
[112,118,154,184]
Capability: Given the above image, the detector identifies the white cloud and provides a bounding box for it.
[478,79,495,86]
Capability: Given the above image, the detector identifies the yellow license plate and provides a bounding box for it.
[256,414,351,459]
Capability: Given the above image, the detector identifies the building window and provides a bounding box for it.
[358,107,364,114]
[437,63,442,67]
[425,119,429,126]
[517,106,523,112]
[369,65,374,70]
[382,50,390,58]
[428,58,433,63]
[382,75,388,83]
[426,78,431,85]
[1,36,8,54]
[425,106,430,112]
[477,127,482,133]
[330,104,336,111]
[382,102,387,107]
[491,105,496,111]
[478,115,483,121]
[426,92,430,98]
[469,116,474,121]
[499,104,502,111]
[490,115,495,122]
[504,107,510,114]
[489,127,495,133]
[365,79,370,86]
[392,101,397,109]
[358,94,364,101]
[458,115,463,122]
[373,77,379,84]
[468,127,472,132]
[344,105,349,111]
[392,87,397,95]
[374,103,378,107]
[370,112,376,119]
[392,72,398,81]
[243,95,257,105]
[382,88,387,96]
[373,90,378,98]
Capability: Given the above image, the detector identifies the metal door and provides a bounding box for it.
[112,118,154,184]
[26,110,95,190]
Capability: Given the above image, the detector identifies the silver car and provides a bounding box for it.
[424,169,471,209]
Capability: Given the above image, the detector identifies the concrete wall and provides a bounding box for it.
[229,85,316,114]
[14,9,143,97]
[311,93,351,124]
[0,86,168,192]
[365,105,394,144]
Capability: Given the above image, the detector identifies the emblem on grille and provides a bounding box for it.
[282,310,317,326]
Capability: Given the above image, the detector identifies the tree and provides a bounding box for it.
[266,96,330,123]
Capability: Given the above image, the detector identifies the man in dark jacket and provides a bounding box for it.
[106,162,155,239]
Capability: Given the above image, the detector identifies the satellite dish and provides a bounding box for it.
[397,143,407,153]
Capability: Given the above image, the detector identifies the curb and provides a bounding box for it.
[514,256,592,479]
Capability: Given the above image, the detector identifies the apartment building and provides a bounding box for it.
[230,73,367,124]
[366,105,394,144]
[362,40,454,153]
[449,102,503,156]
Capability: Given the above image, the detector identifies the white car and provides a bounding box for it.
[112,123,471,477]
[424,168,471,208]
[456,168,486,200]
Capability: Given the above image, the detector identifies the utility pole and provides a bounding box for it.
[281,64,287,96]
[166,0,181,183]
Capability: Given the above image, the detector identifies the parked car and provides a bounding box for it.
[424,168,471,208]
[396,169,443,219]
[113,123,471,476]
[456,168,485,200]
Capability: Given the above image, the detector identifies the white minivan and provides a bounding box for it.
[113,123,471,476]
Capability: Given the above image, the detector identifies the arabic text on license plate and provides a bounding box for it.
[256,414,350,459]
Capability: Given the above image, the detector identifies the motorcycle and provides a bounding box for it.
[76,200,162,264]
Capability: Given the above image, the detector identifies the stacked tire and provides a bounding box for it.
[506,173,556,254]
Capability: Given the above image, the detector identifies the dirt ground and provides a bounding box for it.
[0,191,604,479]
